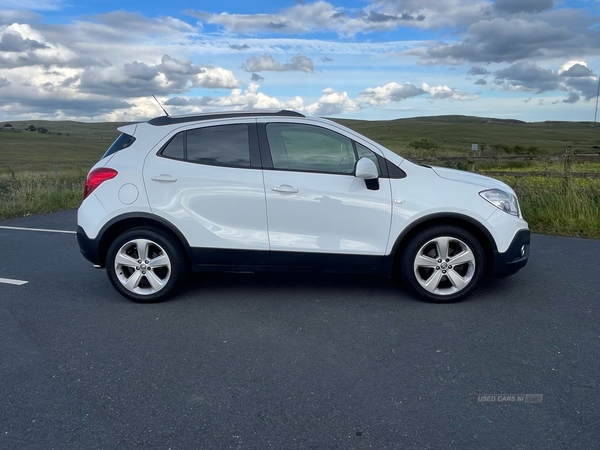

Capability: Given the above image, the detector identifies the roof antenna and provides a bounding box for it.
[152,95,170,117]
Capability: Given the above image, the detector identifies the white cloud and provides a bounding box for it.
[187,1,344,35]
[102,96,172,122]
[244,53,314,73]
[491,60,598,102]
[91,11,194,34]
[372,0,491,30]
[165,83,304,115]
[357,82,426,105]
[0,66,131,120]
[75,55,239,97]
[0,10,42,25]
[494,0,553,14]
[0,23,91,68]
[557,60,588,76]
[190,37,419,57]
[422,82,478,100]
[197,66,240,89]
[187,0,464,37]
[305,88,360,116]
[211,82,304,109]
[493,62,560,93]
[414,18,574,64]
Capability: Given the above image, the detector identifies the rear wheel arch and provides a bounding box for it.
[97,214,193,270]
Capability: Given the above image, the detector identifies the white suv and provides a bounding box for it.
[77,110,529,303]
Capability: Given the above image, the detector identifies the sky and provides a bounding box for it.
[0,0,599,123]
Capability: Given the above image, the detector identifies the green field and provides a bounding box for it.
[335,115,600,155]
[0,120,127,175]
[1,116,599,238]
[0,121,127,218]
[2,116,600,173]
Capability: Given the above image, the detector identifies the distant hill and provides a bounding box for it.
[1,116,599,174]
[332,115,600,155]
[1,120,132,136]
[0,121,131,172]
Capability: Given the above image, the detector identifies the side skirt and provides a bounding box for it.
[191,248,392,276]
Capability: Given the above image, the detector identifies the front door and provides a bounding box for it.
[260,121,392,268]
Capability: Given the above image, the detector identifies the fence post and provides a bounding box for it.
[563,149,573,191]
[467,158,475,172]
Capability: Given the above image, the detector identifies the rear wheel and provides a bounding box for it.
[106,227,186,303]
[401,225,485,303]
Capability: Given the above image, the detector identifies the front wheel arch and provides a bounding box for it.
[390,215,496,278]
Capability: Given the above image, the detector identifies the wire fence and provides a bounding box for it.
[410,151,600,180]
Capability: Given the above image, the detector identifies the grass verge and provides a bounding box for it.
[496,176,600,239]
[1,170,598,240]
[0,172,85,220]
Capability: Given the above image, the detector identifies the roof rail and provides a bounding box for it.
[147,110,305,126]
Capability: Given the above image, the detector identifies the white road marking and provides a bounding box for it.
[0,278,28,286]
[0,226,76,234]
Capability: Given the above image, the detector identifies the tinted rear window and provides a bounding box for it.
[102,133,136,159]
[161,132,184,160]
[186,124,250,167]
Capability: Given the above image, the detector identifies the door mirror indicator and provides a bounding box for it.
[355,157,379,180]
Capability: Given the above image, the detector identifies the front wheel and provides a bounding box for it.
[400,226,485,303]
[106,227,186,303]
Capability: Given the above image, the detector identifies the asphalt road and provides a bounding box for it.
[1,210,598,450]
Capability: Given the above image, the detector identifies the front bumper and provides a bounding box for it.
[491,229,530,278]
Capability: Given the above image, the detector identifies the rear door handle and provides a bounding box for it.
[151,174,177,182]
[272,185,299,193]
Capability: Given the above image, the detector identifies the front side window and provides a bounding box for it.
[266,124,356,174]
[356,142,382,176]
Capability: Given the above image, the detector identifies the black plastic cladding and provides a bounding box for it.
[148,110,305,126]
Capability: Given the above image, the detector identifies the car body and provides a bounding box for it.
[77,110,530,303]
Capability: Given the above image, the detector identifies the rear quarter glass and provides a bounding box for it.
[102,133,136,159]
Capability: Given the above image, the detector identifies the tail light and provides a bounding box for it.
[84,168,118,199]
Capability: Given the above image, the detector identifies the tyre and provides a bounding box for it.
[105,227,186,303]
[400,225,485,303]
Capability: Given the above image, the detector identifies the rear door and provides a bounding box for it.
[143,120,269,265]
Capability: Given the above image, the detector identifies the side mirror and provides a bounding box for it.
[355,157,378,180]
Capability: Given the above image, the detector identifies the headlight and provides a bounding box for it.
[479,189,520,216]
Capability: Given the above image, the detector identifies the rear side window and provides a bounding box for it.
[161,132,184,160]
[187,124,250,167]
[159,124,251,168]
[102,133,136,159]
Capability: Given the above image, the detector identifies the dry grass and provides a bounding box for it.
[494,176,600,239]
[0,171,85,220]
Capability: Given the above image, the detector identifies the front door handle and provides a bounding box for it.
[272,185,299,193]
[151,174,177,182]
